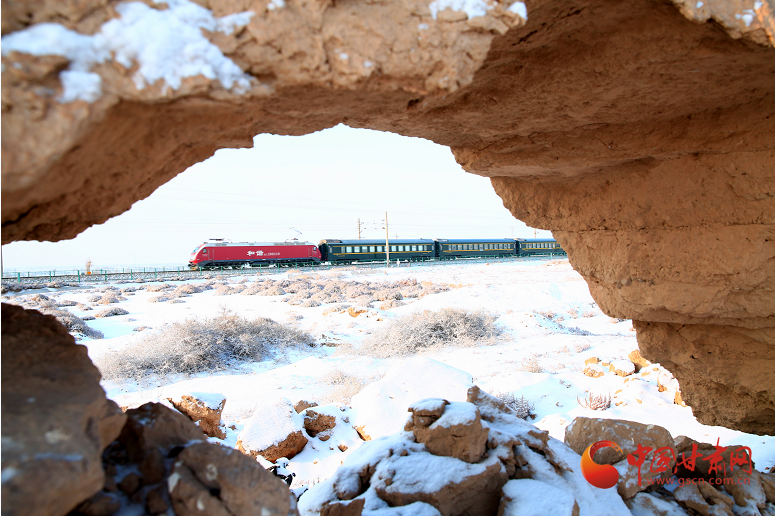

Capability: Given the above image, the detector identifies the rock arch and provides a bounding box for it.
[2,0,774,437]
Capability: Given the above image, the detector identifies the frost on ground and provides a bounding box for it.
[4,258,774,509]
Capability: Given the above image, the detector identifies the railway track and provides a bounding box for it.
[2,254,565,287]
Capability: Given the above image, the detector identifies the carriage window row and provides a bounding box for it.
[339,245,431,253]
[527,243,560,249]
[446,243,512,251]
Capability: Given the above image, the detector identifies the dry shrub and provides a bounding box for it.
[120,286,138,293]
[566,326,592,336]
[319,369,382,404]
[174,284,204,295]
[86,294,102,303]
[353,295,374,306]
[214,285,238,296]
[358,308,501,358]
[148,294,175,303]
[167,299,185,304]
[95,307,129,318]
[133,326,152,332]
[322,304,351,316]
[578,392,611,410]
[39,308,104,339]
[518,354,544,373]
[261,286,286,296]
[567,308,578,318]
[574,342,592,353]
[57,299,78,307]
[240,285,264,296]
[95,309,316,382]
[97,293,126,305]
[373,289,403,302]
[581,311,596,318]
[301,299,321,308]
[144,283,173,292]
[495,392,535,420]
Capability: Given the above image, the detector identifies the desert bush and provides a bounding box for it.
[95,309,316,382]
[39,308,103,339]
[358,308,501,358]
[57,299,78,307]
[319,369,382,404]
[120,286,138,293]
[167,299,185,304]
[495,392,535,420]
[97,293,126,305]
[261,286,286,296]
[573,342,592,353]
[581,311,596,318]
[322,304,351,316]
[95,307,129,318]
[518,354,544,373]
[214,285,238,296]
[174,284,204,295]
[577,392,611,410]
[86,294,102,303]
[240,284,266,296]
[566,326,592,336]
[353,295,375,306]
[300,299,321,308]
[148,294,175,303]
[144,283,173,292]
[373,289,403,302]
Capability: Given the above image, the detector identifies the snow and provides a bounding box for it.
[508,2,528,20]
[428,0,527,20]
[14,258,773,505]
[169,390,226,410]
[237,397,303,452]
[351,357,473,440]
[500,479,577,515]
[429,401,477,428]
[0,0,253,102]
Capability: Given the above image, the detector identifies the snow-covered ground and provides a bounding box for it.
[6,258,773,493]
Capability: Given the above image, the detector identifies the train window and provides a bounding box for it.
[346,246,353,253]
[376,246,382,252]
[369,246,375,252]
[202,248,208,253]
[353,246,360,252]
[411,245,416,251]
[390,245,396,252]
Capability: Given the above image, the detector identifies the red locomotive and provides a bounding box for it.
[188,239,322,269]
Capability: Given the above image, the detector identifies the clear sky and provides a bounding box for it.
[2,124,551,271]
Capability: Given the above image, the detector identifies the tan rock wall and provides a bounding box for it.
[1,0,774,434]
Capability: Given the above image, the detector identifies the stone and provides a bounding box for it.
[608,360,635,377]
[674,391,687,407]
[320,498,365,516]
[373,453,507,516]
[167,392,227,439]
[584,357,600,366]
[118,472,141,495]
[628,350,650,373]
[762,472,775,503]
[2,0,775,442]
[564,417,675,466]
[625,492,690,516]
[613,457,669,500]
[169,441,296,516]
[1,304,126,516]
[498,479,579,516]
[725,468,767,510]
[583,365,605,378]
[118,403,205,463]
[72,492,121,516]
[674,483,712,515]
[145,487,169,515]
[237,398,308,462]
[407,400,488,464]
[304,410,337,437]
[295,400,318,413]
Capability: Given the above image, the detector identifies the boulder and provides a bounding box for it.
[295,400,318,413]
[613,457,670,500]
[1,304,126,516]
[725,469,767,511]
[564,417,675,466]
[628,350,650,373]
[583,364,605,378]
[498,479,580,516]
[625,492,690,516]
[169,442,297,516]
[237,398,308,462]
[118,403,205,463]
[167,392,227,439]
[304,409,337,437]
[373,452,508,516]
[406,400,488,464]
[608,360,635,377]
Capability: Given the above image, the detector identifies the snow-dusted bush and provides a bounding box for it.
[97,293,126,305]
[379,299,404,310]
[86,294,102,303]
[167,299,185,304]
[95,309,316,382]
[133,326,151,332]
[518,354,544,373]
[322,304,350,316]
[566,326,592,336]
[495,392,535,420]
[373,289,402,302]
[319,368,382,404]
[214,285,238,296]
[260,286,286,296]
[574,342,591,353]
[174,284,203,295]
[120,286,138,293]
[144,283,173,292]
[95,307,129,318]
[577,392,611,411]
[358,308,501,358]
[240,285,265,296]
[148,294,175,303]
[301,298,320,308]
[39,308,103,339]
[57,299,78,307]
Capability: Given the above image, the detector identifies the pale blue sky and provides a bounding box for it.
[2,125,550,271]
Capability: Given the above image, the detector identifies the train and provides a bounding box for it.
[188,237,564,270]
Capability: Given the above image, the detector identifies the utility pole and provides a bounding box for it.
[533,228,537,238]
[384,212,390,267]
[357,218,362,239]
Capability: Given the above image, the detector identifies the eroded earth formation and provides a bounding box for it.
[2,0,774,511]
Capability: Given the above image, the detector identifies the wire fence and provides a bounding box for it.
[1,253,567,286]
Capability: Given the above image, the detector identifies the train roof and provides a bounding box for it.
[516,238,557,243]
[435,238,516,243]
[199,241,316,247]
[319,239,435,245]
